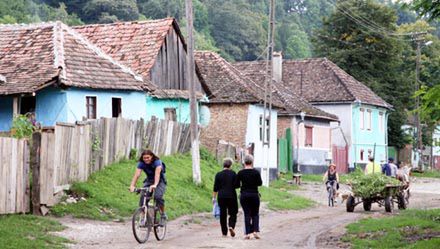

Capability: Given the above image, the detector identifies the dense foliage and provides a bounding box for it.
[346,169,400,198]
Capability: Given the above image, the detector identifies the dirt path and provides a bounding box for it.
[54,177,440,249]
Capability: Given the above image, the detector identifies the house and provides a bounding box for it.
[194,51,282,181]
[235,54,341,174]
[0,22,153,131]
[74,18,210,123]
[236,56,392,172]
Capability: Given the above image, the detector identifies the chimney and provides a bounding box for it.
[273,52,282,83]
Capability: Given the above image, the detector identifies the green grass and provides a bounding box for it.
[269,173,300,191]
[412,170,440,178]
[51,151,313,221]
[0,215,71,249]
[344,209,440,249]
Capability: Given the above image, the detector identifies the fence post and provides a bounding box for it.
[31,132,41,215]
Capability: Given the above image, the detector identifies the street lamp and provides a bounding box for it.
[296,111,306,173]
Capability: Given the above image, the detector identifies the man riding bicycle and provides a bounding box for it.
[130,149,167,224]
[322,164,339,199]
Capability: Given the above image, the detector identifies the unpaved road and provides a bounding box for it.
[55,177,440,249]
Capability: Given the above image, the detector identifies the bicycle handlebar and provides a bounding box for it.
[133,187,154,194]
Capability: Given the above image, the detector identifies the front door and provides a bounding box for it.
[332,145,348,173]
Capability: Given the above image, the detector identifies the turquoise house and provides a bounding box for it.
[75,18,211,124]
[0,22,153,131]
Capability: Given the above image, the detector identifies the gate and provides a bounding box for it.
[332,145,348,173]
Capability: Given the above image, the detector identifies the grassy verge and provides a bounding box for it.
[412,170,440,179]
[0,215,70,249]
[343,209,440,249]
[51,151,313,221]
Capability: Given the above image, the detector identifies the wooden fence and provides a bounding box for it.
[29,117,191,215]
[0,137,30,214]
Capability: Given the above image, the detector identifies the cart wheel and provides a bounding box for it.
[397,193,407,210]
[362,199,372,211]
[384,196,393,213]
[346,196,355,212]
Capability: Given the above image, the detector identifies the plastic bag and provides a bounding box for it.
[212,200,220,219]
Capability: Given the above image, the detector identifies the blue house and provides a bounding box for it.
[0,22,154,131]
[75,18,210,124]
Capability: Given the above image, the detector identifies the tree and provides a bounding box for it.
[313,0,411,149]
[83,0,139,23]
[412,0,440,20]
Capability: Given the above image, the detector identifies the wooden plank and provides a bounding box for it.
[24,141,31,213]
[31,132,42,215]
[4,138,12,214]
[39,133,49,205]
[102,118,110,167]
[15,139,23,213]
[0,138,6,214]
[45,133,56,206]
[8,138,17,213]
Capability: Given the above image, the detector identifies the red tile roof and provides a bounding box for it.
[150,89,204,100]
[74,18,175,79]
[0,22,153,95]
[234,58,391,109]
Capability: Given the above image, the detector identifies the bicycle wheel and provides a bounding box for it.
[328,187,334,207]
[132,207,152,243]
[154,208,167,241]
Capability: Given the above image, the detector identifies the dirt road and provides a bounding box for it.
[55,177,440,249]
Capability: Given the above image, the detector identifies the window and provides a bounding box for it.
[305,125,313,147]
[360,108,365,130]
[164,108,177,121]
[19,96,36,115]
[112,98,122,118]
[379,112,384,133]
[259,115,270,143]
[366,109,372,130]
[86,96,97,119]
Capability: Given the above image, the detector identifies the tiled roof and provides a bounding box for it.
[0,22,153,95]
[0,74,6,83]
[234,58,391,109]
[233,61,338,121]
[74,18,175,79]
[150,89,204,100]
[194,51,261,104]
[195,51,284,108]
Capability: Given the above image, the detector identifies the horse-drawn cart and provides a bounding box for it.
[346,184,410,213]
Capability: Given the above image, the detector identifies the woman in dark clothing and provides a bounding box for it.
[322,164,339,199]
[212,158,238,237]
[235,155,262,240]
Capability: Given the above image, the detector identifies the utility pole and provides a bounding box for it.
[185,0,201,184]
[415,38,422,170]
[262,0,275,187]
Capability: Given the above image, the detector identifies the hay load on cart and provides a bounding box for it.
[345,170,410,213]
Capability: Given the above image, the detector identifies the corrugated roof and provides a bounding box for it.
[0,22,153,95]
[234,58,391,109]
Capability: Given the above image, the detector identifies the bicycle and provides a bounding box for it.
[326,180,337,207]
[132,187,167,243]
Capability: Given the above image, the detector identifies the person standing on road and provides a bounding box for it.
[235,155,262,240]
[129,149,167,224]
[364,156,381,174]
[212,158,238,237]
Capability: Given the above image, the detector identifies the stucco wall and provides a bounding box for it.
[36,87,68,127]
[277,116,292,139]
[200,103,249,153]
[65,88,147,123]
[313,104,352,147]
[0,96,13,131]
[146,96,192,123]
[245,105,278,169]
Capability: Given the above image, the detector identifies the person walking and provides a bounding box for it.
[212,158,238,237]
[235,155,262,240]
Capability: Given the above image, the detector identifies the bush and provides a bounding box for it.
[346,169,400,198]
[11,115,34,139]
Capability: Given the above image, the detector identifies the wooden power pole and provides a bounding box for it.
[185,0,201,184]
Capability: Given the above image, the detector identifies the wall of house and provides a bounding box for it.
[312,103,352,147]
[200,103,249,154]
[433,125,440,157]
[245,105,278,181]
[277,116,292,139]
[351,104,388,166]
[150,27,203,92]
[36,87,69,127]
[0,96,13,131]
[146,96,193,123]
[292,116,332,173]
[64,88,147,123]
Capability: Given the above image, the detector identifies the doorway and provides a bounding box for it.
[112,98,122,118]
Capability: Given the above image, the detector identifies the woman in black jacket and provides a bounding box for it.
[235,155,262,240]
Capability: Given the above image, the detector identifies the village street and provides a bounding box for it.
[55,177,440,249]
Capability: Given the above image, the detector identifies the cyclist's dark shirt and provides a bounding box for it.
[213,169,237,199]
[137,159,165,184]
[327,170,337,181]
[235,168,262,194]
